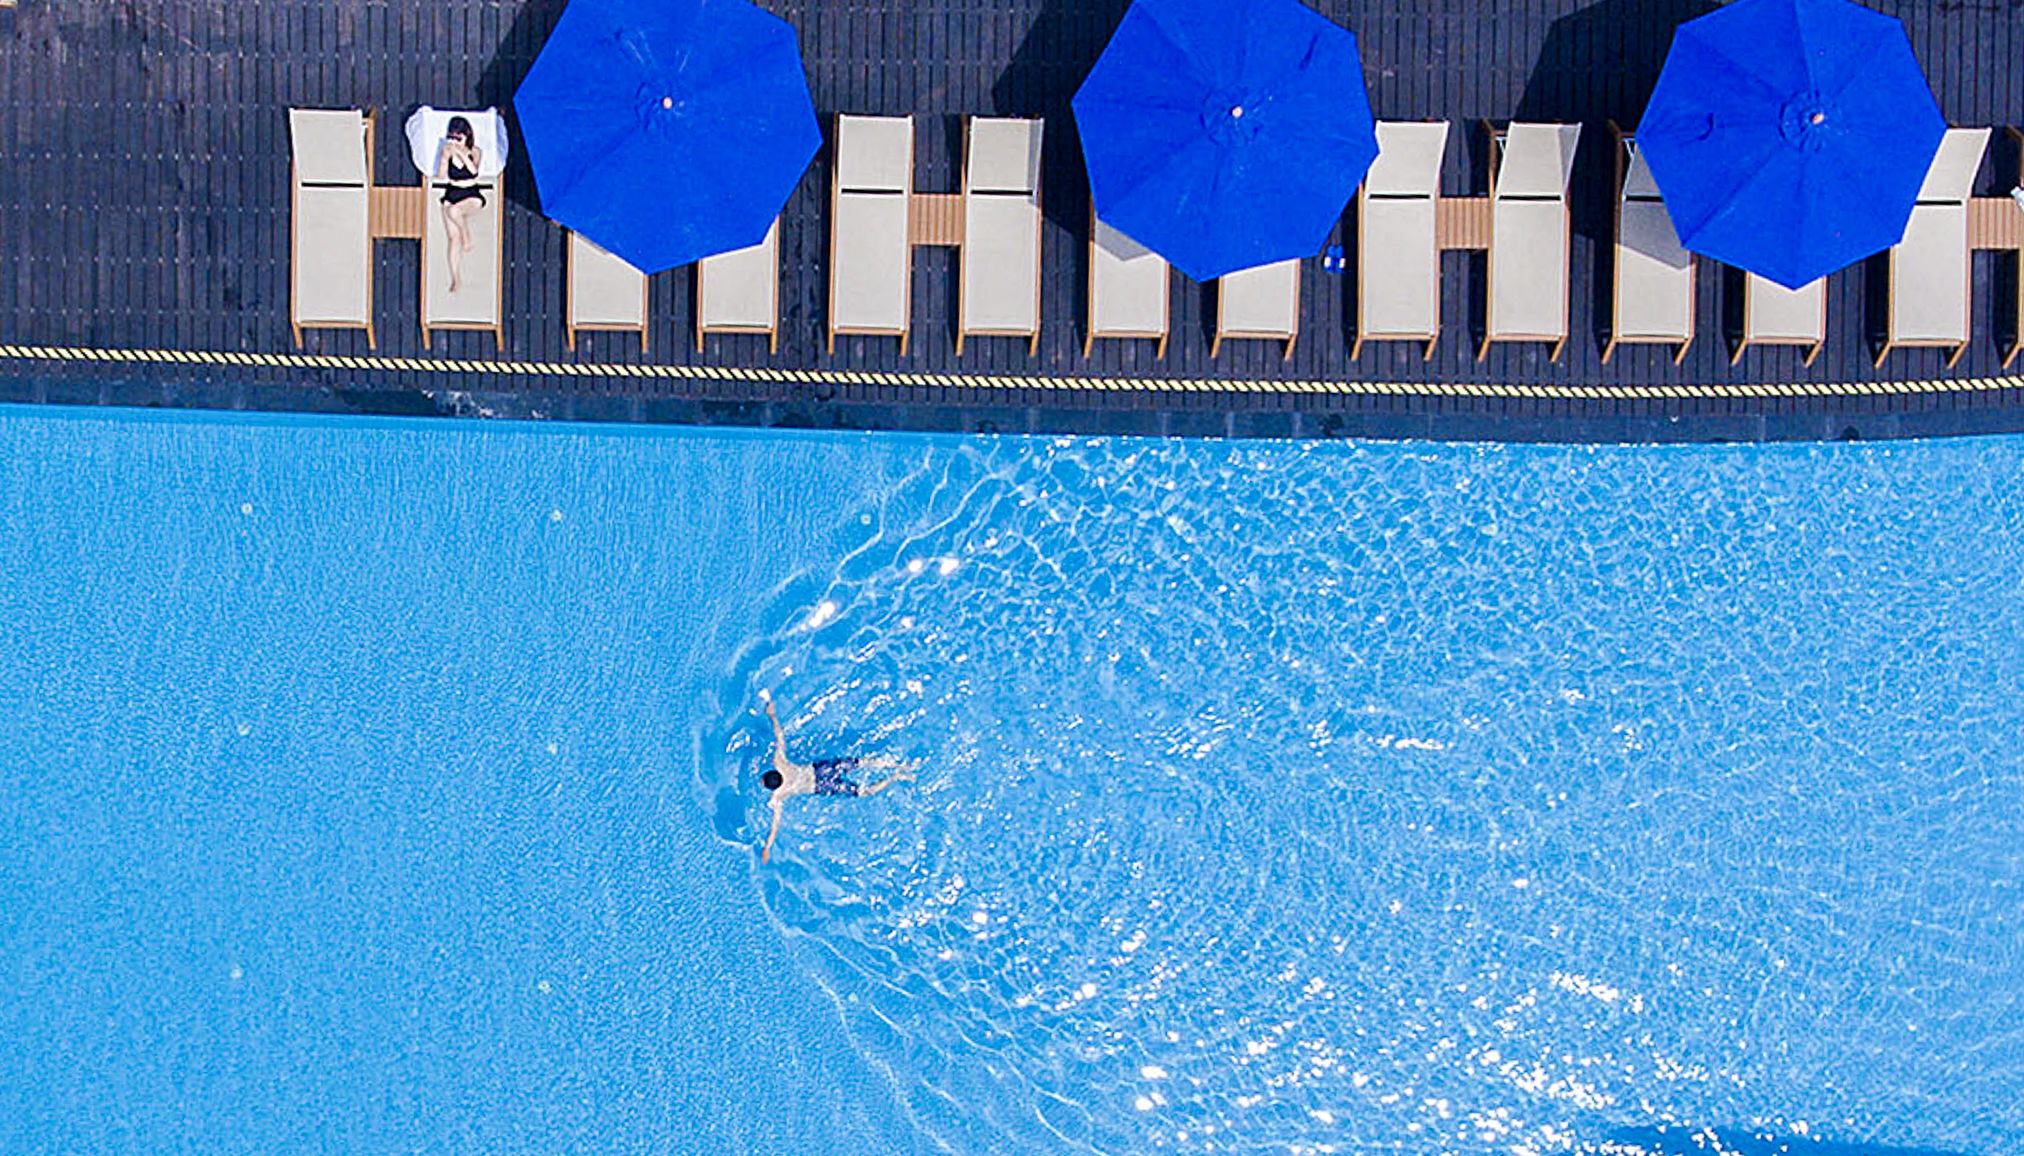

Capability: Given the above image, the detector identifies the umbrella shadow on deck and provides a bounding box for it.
[1516,0,1717,359]
[993,0,1132,347]
[474,0,572,218]
[991,0,1128,234]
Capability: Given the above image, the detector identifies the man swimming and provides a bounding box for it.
[760,690,916,863]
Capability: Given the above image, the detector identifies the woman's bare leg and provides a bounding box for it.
[453,198,481,252]
[442,203,466,293]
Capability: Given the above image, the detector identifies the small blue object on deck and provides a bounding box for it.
[1071,0,1379,283]
[512,0,822,274]
[1636,0,1945,291]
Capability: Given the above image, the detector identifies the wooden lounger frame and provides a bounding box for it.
[420,177,504,352]
[290,109,377,349]
[1477,120,1572,363]
[1083,224,1169,358]
[1603,121,1694,365]
[826,113,914,355]
[1729,274,1825,366]
[1968,132,2024,367]
[696,264,781,355]
[1874,127,1991,369]
[956,117,1043,358]
[1351,120,1446,361]
[1210,264,1299,359]
[567,234,651,355]
[1960,126,2024,368]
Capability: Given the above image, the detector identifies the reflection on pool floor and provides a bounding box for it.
[0,410,2015,1156]
[720,437,2024,1156]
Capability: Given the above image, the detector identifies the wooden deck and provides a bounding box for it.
[2,0,2024,441]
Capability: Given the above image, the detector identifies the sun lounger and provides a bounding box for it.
[289,108,375,348]
[1606,122,1695,364]
[958,117,1044,356]
[1731,273,1825,365]
[1875,127,1990,368]
[697,218,782,354]
[420,107,504,350]
[1212,259,1299,359]
[1085,217,1170,357]
[1479,121,1581,361]
[828,114,914,354]
[1353,121,1448,360]
[565,232,649,353]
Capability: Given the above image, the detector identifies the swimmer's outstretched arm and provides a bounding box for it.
[763,694,789,763]
[762,796,784,863]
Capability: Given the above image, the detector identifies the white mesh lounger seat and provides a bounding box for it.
[1732,273,1826,365]
[421,108,504,351]
[289,109,375,348]
[828,114,914,354]
[697,219,781,354]
[1606,123,1695,364]
[1353,121,1448,360]
[1086,217,1170,357]
[566,232,649,353]
[1876,127,1990,368]
[959,117,1045,356]
[1212,259,1299,359]
[1479,122,1581,361]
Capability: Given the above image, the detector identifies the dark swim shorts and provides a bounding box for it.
[812,757,862,797]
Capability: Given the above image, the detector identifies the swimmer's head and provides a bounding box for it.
[762,769,783,790]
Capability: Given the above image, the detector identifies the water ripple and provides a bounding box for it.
[711,436,2024,1156]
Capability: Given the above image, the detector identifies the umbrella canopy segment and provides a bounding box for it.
[1636,0,1944,290]
[513,0,822,274]
[1072,0,1378,283]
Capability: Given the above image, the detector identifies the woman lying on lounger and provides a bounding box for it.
[435,116,485,293]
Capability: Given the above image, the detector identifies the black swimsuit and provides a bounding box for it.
[441,157,485,206]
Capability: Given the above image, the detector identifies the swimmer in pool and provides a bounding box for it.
[759,689,917,863]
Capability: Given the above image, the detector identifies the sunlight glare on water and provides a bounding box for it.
[712,435,2024,1156]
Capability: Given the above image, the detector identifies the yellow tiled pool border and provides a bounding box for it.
[0,343,2015,400]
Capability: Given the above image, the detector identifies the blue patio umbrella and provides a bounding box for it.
[513,0,821,273]
[1636,0,1944,290]
[1071,0,1378,283]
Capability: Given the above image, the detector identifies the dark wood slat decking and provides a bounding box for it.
[1,0,2023,441]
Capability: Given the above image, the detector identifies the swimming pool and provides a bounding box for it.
[0,406,2017,1156]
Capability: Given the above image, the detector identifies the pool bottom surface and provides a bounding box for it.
[0,407,2017,1155]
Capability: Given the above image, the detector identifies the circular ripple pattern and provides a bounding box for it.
[707,437,2024,1156]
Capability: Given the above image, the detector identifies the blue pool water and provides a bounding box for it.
[0,406,2018,1156]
